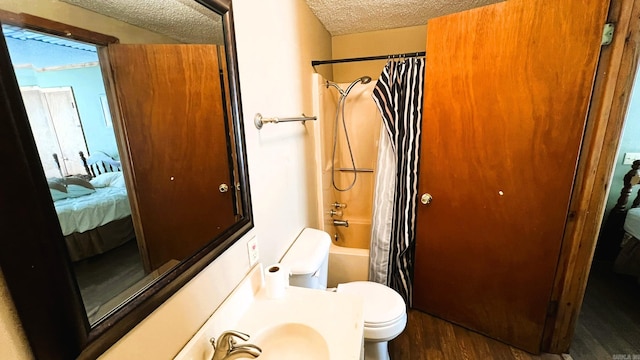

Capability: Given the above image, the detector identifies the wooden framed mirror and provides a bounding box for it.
[0,0,252,358]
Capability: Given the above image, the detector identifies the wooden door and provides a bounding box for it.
[105,44,236,270]
[413,0,610,353]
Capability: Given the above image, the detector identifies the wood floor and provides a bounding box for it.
[73,240,145,323]
[389,310,563,360]
[569,260,640,359]
[389,261,640,360]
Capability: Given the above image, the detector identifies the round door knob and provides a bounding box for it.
[421,193,433,205]
[219,183,229,193]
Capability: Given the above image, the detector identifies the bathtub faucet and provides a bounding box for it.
[333,219,349,227]
[330,209,343,217]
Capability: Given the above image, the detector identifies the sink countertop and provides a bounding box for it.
[175,264,364,360]
[237,285,364,360]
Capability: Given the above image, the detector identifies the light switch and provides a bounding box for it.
[623,152,640,165]
[247,237,259,266]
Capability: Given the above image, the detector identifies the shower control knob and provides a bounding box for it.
[421,193,433,205]
[332,202,347,209]
[219,183,229,193]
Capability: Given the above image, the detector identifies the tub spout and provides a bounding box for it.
[333,219,349,227]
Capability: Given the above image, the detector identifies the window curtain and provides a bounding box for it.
[370,57,425,305]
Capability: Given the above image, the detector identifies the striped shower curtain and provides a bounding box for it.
[370,58,425,306]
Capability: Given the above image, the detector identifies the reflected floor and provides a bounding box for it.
[73,240,145,324]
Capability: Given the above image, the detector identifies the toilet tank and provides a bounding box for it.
[280,228,331,289]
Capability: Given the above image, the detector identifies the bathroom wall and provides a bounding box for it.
[331,25,427,83]
[0,271,30,359]
[0,0,332,358]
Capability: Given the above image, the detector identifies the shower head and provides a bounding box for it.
[345,76,372,95]
[326,76,373,97]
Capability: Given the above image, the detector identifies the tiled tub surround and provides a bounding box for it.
[175,264,364,360]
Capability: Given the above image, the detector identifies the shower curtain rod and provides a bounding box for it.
[311,51,426,67]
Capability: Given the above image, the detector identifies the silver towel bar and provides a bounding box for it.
[254,113,317,129]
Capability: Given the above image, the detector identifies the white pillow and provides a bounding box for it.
[90,172,124,188]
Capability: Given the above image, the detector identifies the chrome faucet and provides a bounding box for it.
[210,330,262,360]
[333,219,349,227]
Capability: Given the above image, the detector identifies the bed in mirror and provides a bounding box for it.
[0,0,251,358]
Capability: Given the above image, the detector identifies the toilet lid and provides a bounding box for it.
[337,281,406,325]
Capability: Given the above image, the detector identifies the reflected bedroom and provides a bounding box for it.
[3,24,148,324]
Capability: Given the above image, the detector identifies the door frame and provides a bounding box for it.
[545,0,640,353]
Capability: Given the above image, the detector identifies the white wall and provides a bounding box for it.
[0,0,331,358]
[233,0,328,264]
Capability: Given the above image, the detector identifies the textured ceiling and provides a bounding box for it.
[58,0,503,42]
[60,0,223,44]
[305,0,503,35]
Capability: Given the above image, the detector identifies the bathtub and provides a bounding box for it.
[327,243,369,288]
[333,220,371,249]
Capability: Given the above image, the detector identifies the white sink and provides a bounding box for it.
[248,323,329,360]
[175,264,364,360]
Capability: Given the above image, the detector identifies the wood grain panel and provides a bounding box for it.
[413,0,609,353]
[107,44,235,270]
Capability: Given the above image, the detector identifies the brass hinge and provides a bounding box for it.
[602,23,615,46]
[547,300,559,317]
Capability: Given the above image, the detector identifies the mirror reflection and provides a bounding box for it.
[1,0,239,326]
[3,27,135,324]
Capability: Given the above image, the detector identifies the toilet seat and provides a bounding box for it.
[365,312,405,328]
[363,313,407,341]
[336,281,407,341]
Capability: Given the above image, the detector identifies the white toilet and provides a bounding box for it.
[280,228,407,360]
